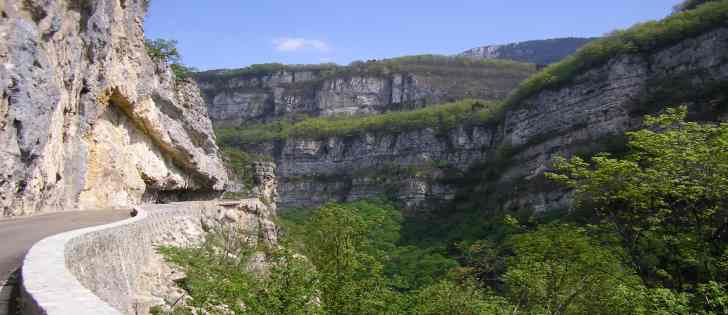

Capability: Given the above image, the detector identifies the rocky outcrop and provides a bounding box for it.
[460,37,595,65]
[245,27,728,213]
[0,0,227,216]
[195,65,535,127]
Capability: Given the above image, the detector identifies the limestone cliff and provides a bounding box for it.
[0,0,227,216]
[195,61,536,127]
[236,27,728,212]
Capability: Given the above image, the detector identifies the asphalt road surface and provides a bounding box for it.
[0,210,130,283]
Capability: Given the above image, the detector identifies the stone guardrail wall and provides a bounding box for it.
[19,202,228,315]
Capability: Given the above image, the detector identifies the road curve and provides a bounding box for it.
[0,210,131,283]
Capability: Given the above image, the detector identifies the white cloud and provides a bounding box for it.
[273,37,331,53]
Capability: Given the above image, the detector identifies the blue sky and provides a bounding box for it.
[144,0,683,71]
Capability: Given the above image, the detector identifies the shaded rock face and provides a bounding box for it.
[244,125,495,211]
[460,37,595,65]
[250,27,728,213]
[196,68,533,127]
[0,0,227,216]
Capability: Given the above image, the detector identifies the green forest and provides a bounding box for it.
[157,108,728,314]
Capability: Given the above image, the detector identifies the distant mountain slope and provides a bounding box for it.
[459,37,596,65]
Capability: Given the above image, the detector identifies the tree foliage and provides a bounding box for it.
[504,224,643,315]
[156,229,321,314]
[299,202,401,314]
[548,107,728,288]
[144,38,197,80]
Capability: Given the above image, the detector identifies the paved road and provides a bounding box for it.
[0,210,131,282]
[0,210,130,315]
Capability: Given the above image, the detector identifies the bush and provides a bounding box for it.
[145,38,197,81]
[157,229,321,314]
[145,38,181,63]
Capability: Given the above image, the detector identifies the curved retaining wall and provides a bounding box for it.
[20,202,221,315]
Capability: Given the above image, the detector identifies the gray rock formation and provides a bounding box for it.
[460,37,595,65]
[0,0,227,216]
[195,64,535,127]
[245,27,728,212]
[497,26,728,212]
[262,125,494,210]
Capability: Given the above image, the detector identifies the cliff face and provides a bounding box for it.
[241,27,728,212]
[0,0,227,216]
[497,27,728,212]
[195,64,535,127]
[460,37,595,65]
[262,125,494,210]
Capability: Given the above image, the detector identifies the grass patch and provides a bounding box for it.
[504,0,728,108]
[217,99,504,145]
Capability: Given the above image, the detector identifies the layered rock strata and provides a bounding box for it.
[243,27,728,212]
[195,66,534,127]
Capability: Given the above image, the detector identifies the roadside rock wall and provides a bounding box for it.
[21,200,276,315]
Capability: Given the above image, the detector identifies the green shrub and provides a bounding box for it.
[145,38,181,63]
[157,228,321,314]
[505,0,728,108]
[145,38,197,81]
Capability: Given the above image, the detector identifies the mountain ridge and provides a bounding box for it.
[459,37,596,64]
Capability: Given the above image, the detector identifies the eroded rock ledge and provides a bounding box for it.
[0,0,227,216]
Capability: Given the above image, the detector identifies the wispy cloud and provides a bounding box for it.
[273,37,331,53]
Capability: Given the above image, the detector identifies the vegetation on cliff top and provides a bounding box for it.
[195,55,534,82]
[216,99,503,145]
[676,0,722,12]
[504,0,728,108]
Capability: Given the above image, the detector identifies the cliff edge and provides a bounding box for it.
[0,0,227,216]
